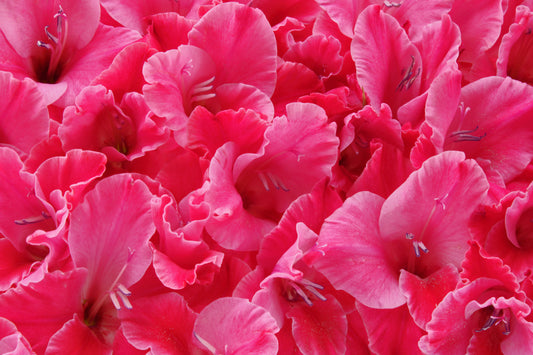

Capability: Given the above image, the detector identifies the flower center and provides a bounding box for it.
[397,55,420,91]
[282,278,327,306]
[36,6,68,83]
[476,307,511,335]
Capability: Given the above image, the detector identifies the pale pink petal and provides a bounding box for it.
[120,293,198,354]
[193,297,279,354]
[69,174,155,302]
[189,3,277,96]
[351,5,422,114]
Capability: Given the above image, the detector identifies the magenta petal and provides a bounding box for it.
[0,269,87,354]
[351,5,421,114]
[120,293,198,354]
[189,2,277,96]
[315,191,406,309]
[46,315,110,355]
[193,297,279,354]
[287,297,348,355]
[0,72,49,154]
[69,174,155,301]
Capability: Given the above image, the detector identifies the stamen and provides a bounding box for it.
[37,41,51,50]
[36,6,69,82]
[14,211,51,225]
[44,26,58,43]
[304,285,327,301]
[195,76,216,87]
[300,279,324,290]
[191,84,214,95]
[258,172,270,191]
[190,93,216,103]
[109,292,121,310]
[406,233,429,258]
[397,56,420,91]
[194,332,217,354]
[449,126,486,142]
[476,308,511,335]
[118,291,132,309]
[384,1,401,7]
[118,284,131,296]
[292,283,313,306]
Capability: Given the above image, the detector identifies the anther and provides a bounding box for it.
[449,126,486,142]
[384,0,401,7]
[397,56,420,91]
[194,332,217,354]
[14,211,51,225]
[37,41,51,50]
[476,308,511,335]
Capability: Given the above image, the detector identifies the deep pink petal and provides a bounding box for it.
[0,269,87,354]
[358,303,425,355]
[351,5,421,114]
[46,315,110,355]
[315,0,370,37]
[399,265,460,330]
[214,83,275,120]
[315,191,405,309]
[0,239,34,291]
[193,297,279,354]
[283,34,343,77]
[69,174,155,302]
[443,76,533,182]
[0,72,49,154]
[120,292,198,354]
[287,297,348,355]
[145,12,195,51]
[189,3,277,96]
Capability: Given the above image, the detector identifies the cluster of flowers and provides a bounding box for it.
[1,0,533,353]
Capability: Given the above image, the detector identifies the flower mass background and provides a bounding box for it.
[0,0,533,354]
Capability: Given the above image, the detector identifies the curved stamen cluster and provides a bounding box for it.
[258,171,289,192]
[14,211,51,225]
[190,76,216,104]
[477,307,511,335]
[397,55,420,91]
[283,278,327,306]
[36,6,68,83]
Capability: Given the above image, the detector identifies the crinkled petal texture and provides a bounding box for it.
[351,5,421,114]
[0,72,48,155]
[119,292,198,354]
[188,2,277,97]
[193,297,279,354]
[68,174,155,303]
[443,76,533,182]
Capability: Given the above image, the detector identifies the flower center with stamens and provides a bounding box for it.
[397,55,420,91]
[449,126,486,142]
[281,278,327,306]
[476,307,511,335]
[36,6,68,83]
[84,249,135,327]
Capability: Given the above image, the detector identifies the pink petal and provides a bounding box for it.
[91,42,157,102]
[145,12,195,51]
[214,83,275,120]
[287,297,348,354]
[0,72,49,155]
[119,292,198,354]
[0,269,87,354]
[0,317,33,355]
[69,174,155,302]
[193,297,279,354]
[46,315,110,355]
[0,239,34,291]
[358,304,425,355]
[379,151,489,275]
[450,0,504,63]
[55,24,141,107]
[0,147,55,253]
[189,3,277,96]
[443,76,533,182]
[186,107,268,159]
[315,0,369,37]
[315,191,406,309]
[351,5,421,114]
[399,265,460,330]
